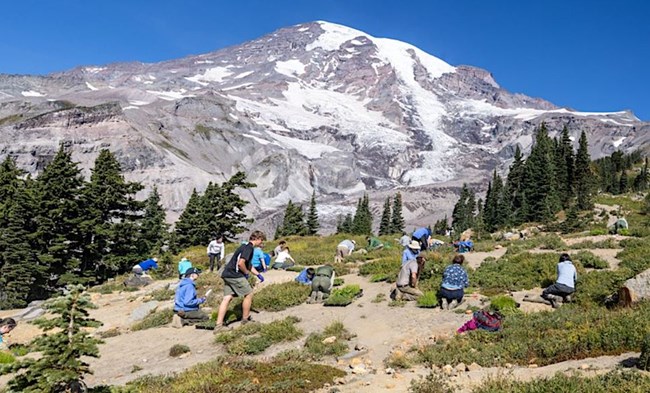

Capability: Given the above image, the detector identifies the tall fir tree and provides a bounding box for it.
[633,158,649,191]
[504,145,526,224]
[619,171,629,194]
[351,193,373,235]
[34,145,88,291]
[208,171,256,240]
[521,124,560,222]
[305,191,320,236]
[337,213,354,234]
[275,200,307,237]
[139,186,168,255]
[3,285,102,392]
[555,126,575,207]
[575,130,595,210]
[378,197,392,235]
[174,188,203,249]
[452,184,477,234]
[82,149,144,280]
[0,156,23,227]
[0,181,44,308]
[390,192,405,234]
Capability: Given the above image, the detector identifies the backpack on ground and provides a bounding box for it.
[474,310,503,332]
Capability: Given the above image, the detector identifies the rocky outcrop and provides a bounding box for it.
[619,268,650,306]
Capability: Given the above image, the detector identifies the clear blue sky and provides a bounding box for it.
[1,0,648,120]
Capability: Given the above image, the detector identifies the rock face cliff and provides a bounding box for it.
[0,21,647,234]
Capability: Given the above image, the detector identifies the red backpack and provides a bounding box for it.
[474,310,503,332]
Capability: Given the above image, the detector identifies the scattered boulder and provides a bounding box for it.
[124,275,153,289]
[619,268,650,306]
[467,362,482,371]
[455,362,467,372]
[129,301,159,322]
[322,336,337,344]
[442,364,453,375]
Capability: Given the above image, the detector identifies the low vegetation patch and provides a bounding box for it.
[214,316,303,355]
[89,276,139,294]
[131,309,174,331]
[144,288,175,302]
[169,344,190,357]
[122,356,346,393]
[639,333,650,371]
[568,238,619,249]
[471,252,559,296]
[412,302,650,367]
[303,321,356,360]
[416,291,440,308]
[253,281,311,311]
[472,370,650,393]
[573,250,609,269]
[97,328,122,339]
[0,351,16,364]
[410,371,457,393]
[489,295,519,313]
[324,284,362,306]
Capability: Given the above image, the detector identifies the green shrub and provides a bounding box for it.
[253,281,311,311]
[0,351,16,364]
[333,278,344,286]
[568,238,619,249]
[9,343,30,357]
[359,258,400,282]
[169,344,190,357]
[145,288,175,302]
[589,228,607,236]
[214,316,303,355]
[370,273,389,282]
[412,302,650,367]
[131,309,174,331]
[417,291,440,308]
[372,293,387,303]
[304,321,355,360]
[489,295,519,313]
[471,252,559,295]
[410,371,456,393]
[640,333,650,371]
[388,300,406,307]
[324,284,362,306]
[125,356,346,393]
[472,370,650,393]
[573,250,609,269]
[97,328,122,339]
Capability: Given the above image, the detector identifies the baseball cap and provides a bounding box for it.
[184,267,202,276]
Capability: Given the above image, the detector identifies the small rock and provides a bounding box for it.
[455,362,467,372]
[355,343,367,351]
[385,383,396,389]
[178,352,190,359]
[442,364,454,375]
[364,381,371,386]
[322,336,337,344]
[334,377,346,385]
[142,359,148,363]
[505,363,513,369]
[580,364,590,370]
[392,372,404,380]
[467,362,482,371]
[528,364,538,368]
[324,383,330,388]
[385,367,395,375]
[350,358,363,366]
[351,365,367,375]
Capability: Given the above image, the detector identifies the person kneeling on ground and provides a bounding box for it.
[440,255,469,309]
[402,241,421,266]
[457,307,503,334]
[132,257,158,277]
[0,318,17,350]
[295,267,316,285]
[541,253,577,308]
[308,265,336,303]
[391,256,426,301]
[335,239,356,263]
[366,236,385,251]
[215,230,267,331]
[177,257,192,280]
[173,268,208,327]
[272,246,296,269]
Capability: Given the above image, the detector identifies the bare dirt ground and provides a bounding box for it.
[0,231,639,392]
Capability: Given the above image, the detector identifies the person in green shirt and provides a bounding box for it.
[366,236,385,251]
[307,265,336,303]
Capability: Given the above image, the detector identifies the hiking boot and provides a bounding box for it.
[440,298,449,310]
[171,314,184,329]
[316,291,324,303]
[448,299,459,309]
[307,291,317,304]
[563,295,573,303]
[241,316,257,325]
[546,295,559,308]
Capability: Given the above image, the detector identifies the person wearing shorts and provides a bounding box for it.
[215,230,267,331]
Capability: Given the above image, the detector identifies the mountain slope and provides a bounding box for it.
[0,21,647,233]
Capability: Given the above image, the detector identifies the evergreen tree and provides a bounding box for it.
[34,145,88,291]
[505,145,526,224]
[3,285,102,392]
[378,197,392,235]
[619,171,629,194]
[433,216,448,235]
[634,158,649,191]
[575,131,595,210]
[452,184,477,234]
[208,171,256,240]
[555,126,575,207]
[521,124,560,222]
[305,191,319,236]
[83,149,144,279]
[139,186,168,255]
[351,194,373,235]
[276,200,307,237]
[0,156,23,227]
[483,170,506,231]
[174,189,203,249]
[390,192,405,234]
[0,182,43,308]
[340,213,353,234]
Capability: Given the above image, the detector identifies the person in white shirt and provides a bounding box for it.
[541,253,577,308]
[207,234,225,272]
[272,246,296,270]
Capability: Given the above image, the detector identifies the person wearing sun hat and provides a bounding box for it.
[172,267,209,327]
[402,240,421,266]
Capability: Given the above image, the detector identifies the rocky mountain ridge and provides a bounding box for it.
[0,21,647,234]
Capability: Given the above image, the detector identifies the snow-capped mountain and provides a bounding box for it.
[0,21,647,233]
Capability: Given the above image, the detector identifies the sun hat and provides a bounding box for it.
[408,240,421,250]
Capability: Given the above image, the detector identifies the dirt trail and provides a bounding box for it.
[463,247,507,269]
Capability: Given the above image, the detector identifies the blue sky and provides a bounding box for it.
[1,0,648,120]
